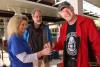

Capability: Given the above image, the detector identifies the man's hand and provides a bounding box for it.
[43,42,51,49]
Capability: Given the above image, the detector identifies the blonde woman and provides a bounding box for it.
[7,15,51,67]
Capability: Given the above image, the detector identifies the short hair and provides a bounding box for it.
[31,8,41,17]
[7,15,28,38]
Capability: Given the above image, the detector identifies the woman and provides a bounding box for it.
[7,15,51,67]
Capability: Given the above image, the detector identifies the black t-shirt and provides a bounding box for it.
[63,22,80,67]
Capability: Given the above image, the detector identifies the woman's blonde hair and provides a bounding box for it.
[7,15,28,38]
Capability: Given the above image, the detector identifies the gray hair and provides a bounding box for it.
[31,8,42,17]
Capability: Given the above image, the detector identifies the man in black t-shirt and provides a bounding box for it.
[58,2,80,67]
[54,1,100,67]
[64,23,80,67]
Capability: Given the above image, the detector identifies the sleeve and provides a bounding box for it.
[54,25,64,51]
[88,19,100,66]
[47,26,52,42]
[23,30,29,43]
[43,25,52,42]
[23,24,31,43]
[16,52,38,63]
[11,36,26,55]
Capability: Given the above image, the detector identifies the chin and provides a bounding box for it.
[64,17,71,21]
[37,22,41,25]
[67,18,72,22]
[66,19,71,22]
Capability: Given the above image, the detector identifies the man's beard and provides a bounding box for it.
[34,22,41,28]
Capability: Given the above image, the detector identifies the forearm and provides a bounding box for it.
[16,52,38,63]
[37,51,43,58]
[16,48,51,63]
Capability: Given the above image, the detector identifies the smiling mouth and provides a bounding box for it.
[65,15,70,17]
